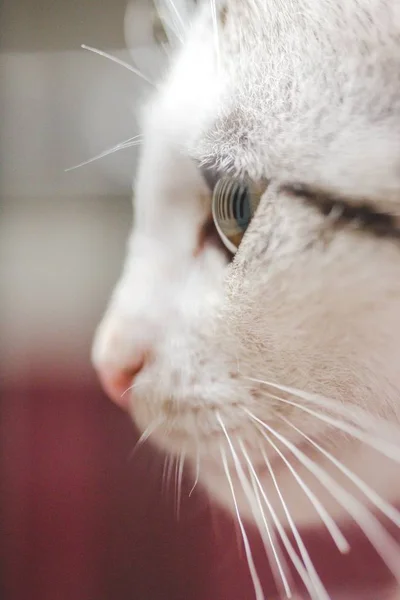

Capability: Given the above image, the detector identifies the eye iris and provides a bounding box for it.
[212,177,260,253]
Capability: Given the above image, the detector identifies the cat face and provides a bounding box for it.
[93,1,400,594]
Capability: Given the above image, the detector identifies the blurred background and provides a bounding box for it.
[0,1,218,599]
[1,1,398,599]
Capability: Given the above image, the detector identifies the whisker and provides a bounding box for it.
[81,44,154,85]
[256,445,327,600]
[121,378,151,399]
[246,408,400,584]
[174,454,179,518]
[239,443,319,599]
[254,432,343,598]
[245,376,400,445]
[165,0,186,41]
[217,413,294,599]
[220,446,264,600]
[167,453,175,492]
[255,387,400,465]
[256,423,349,554]
[65,135,143,172]
[189,449,200,497]
[176,448,186,519]
[250,426,340,597]
[162,454,169,495]
[281,416,400,528]
[153,0,189,44]
[128,418,163,461]
[210,0,221,70]
[250,471,293,599]
[240,442,293,599]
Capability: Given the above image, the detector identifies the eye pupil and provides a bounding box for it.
[212,176,263,254]
[234,184,250,228]
[222,179,230,221]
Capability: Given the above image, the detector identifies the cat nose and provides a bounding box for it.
[92,317,150,409]
[96,359,145,409]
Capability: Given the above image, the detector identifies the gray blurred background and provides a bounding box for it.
[0,0,164,386]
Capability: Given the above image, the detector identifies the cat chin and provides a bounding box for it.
[129,392,400,533]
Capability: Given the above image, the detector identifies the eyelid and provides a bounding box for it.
[281,183,400,239]
[199,164,221,191]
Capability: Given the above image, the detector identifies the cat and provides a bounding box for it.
[91,1,400,598]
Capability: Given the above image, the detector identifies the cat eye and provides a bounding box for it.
[211,177,264,253]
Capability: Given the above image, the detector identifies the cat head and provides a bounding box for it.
[92,0,400,538]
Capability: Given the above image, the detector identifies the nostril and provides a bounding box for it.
[97,358,145,410]
[92,315,155,409]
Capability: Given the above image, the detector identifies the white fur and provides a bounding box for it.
[93,1,400,598]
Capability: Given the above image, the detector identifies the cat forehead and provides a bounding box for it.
[164,0,400,200]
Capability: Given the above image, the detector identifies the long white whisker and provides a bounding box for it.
[248,379,400,465]
[120,378,151,399]
[220,446,264,600]
[81,44,154,85]
[245,376,400,446]
[217,413,295,598]
[176,448,186,519]
[281,416,400,528]
[162,455,169,495]
[174,454,179,518]
[256,445,327,600]
[251,472,293,599]
[255,423,349,554]
[239,442,293,599]
[128,418,163,461]
[210,0,221,70]
[65,135,143,172]
[239,443,320,599]
[189,449,200,497]
[254,432,342,598]
[252,427,340,598]
[246,408,400,584]
[216,413,269,598]
[167,453,174,492]
[154,0,188,44]
[165,0,186,41]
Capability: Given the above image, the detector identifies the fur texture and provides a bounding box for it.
[92,1,400,598]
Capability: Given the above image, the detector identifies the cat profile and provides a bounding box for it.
[92,1,400,598]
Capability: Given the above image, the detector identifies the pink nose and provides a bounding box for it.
[96,358,145,410]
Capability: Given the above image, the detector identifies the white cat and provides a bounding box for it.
[92,1,400,598]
